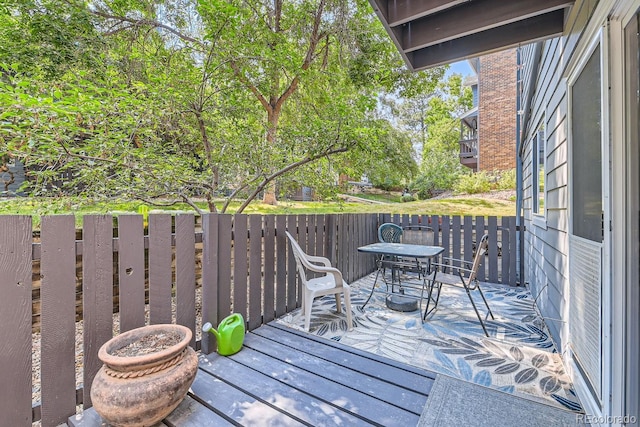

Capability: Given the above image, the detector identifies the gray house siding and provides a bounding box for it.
[517,0,640,419]
[521,0,598,355]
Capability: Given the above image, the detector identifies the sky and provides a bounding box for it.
[446,60,474,77]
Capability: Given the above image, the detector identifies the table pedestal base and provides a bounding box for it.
[385,294,418,312]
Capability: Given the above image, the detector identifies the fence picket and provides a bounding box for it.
[263,215,275,323]
[117,215,145,332]
[218,215,232,323]
[233,215,248,322]
[286,215,298,311]
[0,216,32,425]
[442,215,450,259]
[248,215,263,330]
[201,213,219,355]
[275,215,287,317]
[82,215,113,409]
[501,217,511,286]
[175,214,196,348]
[40,215,77,426]
[149,214,172,325]
[475,216,486,281]
[452,216,461,262]
[488,217,499,283]
[509,217,518,285]
[464,216,473,263]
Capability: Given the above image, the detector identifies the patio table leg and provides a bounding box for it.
[361,259,383,310]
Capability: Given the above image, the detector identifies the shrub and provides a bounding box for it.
[401,194,416,202]
[411,150,466,199]
[495,168,516,190]
[454,171,492,194]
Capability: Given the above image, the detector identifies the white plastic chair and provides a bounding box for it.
[286,231,353,332]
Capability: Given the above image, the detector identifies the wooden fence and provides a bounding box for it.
[0,213,517,426]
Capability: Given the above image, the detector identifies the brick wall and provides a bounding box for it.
[478,49,517,172]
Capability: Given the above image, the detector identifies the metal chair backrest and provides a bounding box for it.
[469,234,489,282]
[378,223,402,243]
[402,225,434,246]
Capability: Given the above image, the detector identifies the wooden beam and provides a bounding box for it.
[409,10,565,70]
[401,0,573,52]
[388,0,467,26]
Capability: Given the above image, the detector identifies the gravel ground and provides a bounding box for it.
[31,288,203,425]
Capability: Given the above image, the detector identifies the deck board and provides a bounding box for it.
[69,322,436,427]
[241,331,428,414]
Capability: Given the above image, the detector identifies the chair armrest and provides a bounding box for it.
[306,254,332,267]
[440,256,472,269]
[429,262,474,277]
[309,265,345,286]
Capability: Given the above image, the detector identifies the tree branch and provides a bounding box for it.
[90,9,205,48]
[236,146,348,213]
[275,0,326,110]
[230,61,272,113]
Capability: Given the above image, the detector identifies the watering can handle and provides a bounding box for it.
[222,314,237,326]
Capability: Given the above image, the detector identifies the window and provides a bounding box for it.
[571,45,602,242]
[532,122,545,216]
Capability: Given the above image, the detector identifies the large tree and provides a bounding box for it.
[1,0,444,212]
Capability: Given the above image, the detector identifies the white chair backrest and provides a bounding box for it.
[468,234,489,282]
[285,231,310,284]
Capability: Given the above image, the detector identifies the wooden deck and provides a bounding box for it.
[69,322,436,427]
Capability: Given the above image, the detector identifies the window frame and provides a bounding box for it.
[532,119,546,225]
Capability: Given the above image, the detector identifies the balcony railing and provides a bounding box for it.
[459,138,478,169]
[0,212,518,426]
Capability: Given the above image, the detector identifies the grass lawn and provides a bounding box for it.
[0,193,516,227]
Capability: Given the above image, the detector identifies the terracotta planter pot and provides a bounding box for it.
[91,324,198,427]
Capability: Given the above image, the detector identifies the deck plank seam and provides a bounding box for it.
[267,322,437,379]
[183,387,245,427]
[195,362,320,427]
[255,325,435,395]
[239,334,428,415]
[202,349,393,426]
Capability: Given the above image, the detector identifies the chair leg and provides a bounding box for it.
[343,287,353,331]
[335,293,342,314]
[304,291,316,332]
[476,285,495,320]
[423,273,441,320]
[461,280,490,337]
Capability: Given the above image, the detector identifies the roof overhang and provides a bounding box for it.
[369,0,574,71]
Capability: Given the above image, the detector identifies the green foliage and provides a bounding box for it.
[410,150,466,199]
[0,195,516,228]
[454,171,492,194]
[0,0,452,214]
[401,194,416,202]
[495,168,517,190]
[452,169,517,194]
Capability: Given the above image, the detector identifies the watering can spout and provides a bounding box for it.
[202,322,220,339]
[202,314,245,356]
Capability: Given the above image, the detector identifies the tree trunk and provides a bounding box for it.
[262,107,280,205]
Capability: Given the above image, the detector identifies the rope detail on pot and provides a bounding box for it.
[104,349,186,378]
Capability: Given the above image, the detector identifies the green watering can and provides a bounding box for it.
[202,313,245,356]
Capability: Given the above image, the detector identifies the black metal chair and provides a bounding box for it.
[424,233,495,336]
[378,223,402,243]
